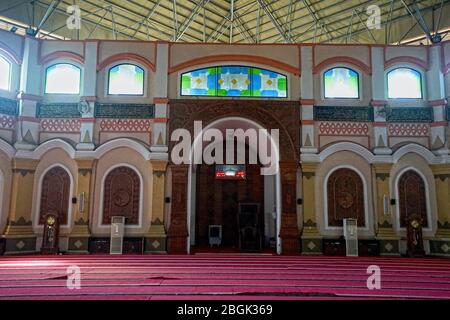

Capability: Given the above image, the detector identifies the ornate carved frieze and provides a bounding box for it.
[0,97,18,115]
[314,106,374,122]
[37,103,81,118]
[95,103,155,119]
[169,99,299,162]
[385,107,433,123]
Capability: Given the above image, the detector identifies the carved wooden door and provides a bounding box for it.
[398,170,428,228]
[103,166,140,225]
[327,168,365,227]
[39,167,70,225]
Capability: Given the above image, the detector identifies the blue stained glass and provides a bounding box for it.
[180,65,287,98]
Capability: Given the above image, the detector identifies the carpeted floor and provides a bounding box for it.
[0,254,449,300]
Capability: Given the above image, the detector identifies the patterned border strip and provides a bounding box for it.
[37,103,81,118]
[99,119,152,132]
[314,106,374,122]
[318,122,369,135]
[40,118,81,132]
[0,97,18,116]
[386,107,433,123]
[387,123,429,136]
[95,104,155,119]
[0,114,16,129]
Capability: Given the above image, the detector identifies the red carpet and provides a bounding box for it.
[0,254,449,300]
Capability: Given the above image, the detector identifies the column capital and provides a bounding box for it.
[12,158,39,171]
[300,162,319,173]
[150,159,168,172]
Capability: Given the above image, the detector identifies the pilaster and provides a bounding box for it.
[300,162,322,255]
[145,160,168,253]
[2,159,38,254]
[68,159,95,253]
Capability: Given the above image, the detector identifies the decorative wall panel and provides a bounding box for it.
[102,166,140,225]
[0,97,18,115]
[37,103,81,118]
[95,103,155,119]
[39,167,70,225]
[314,106,373,122]
[398,170,428,228]
[386,107,433,123]
[327,168,365,227]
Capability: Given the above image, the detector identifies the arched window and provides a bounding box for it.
[102,166,140,225]
[0,56,11,91]
[398,170,428,228]
[387,68,422,99]
[326,168,365,227]
[181,65,287,98]
[324,67,359,99]
[45,63,81,94]
[39,166,71,225]
[108,64,144,95]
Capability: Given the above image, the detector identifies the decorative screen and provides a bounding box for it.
[45,63,81,94]
[181,66,287,98]
[0,56,11,91]
[108,64,144,95]
[324,67,359,99]
[387,68,422,99]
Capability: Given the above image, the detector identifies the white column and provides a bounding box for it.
[371,46,391,155]
[427,46,449,155]
[300,46,317,154]
[78,41,98,151]
[15,36,41,150]
[151,43,169,155]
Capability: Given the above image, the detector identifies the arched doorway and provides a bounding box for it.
[398,170,428,228]
[187,117,281,254]
[39,166,70,225]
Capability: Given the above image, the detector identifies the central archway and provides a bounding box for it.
[187,117,282,254]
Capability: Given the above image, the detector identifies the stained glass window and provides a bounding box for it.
[0,56,11,91]
[45,63,81,94]
[387,68,422,99]
[108,64,144,95]
[180,66,287,98]
[324,67,359,99]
